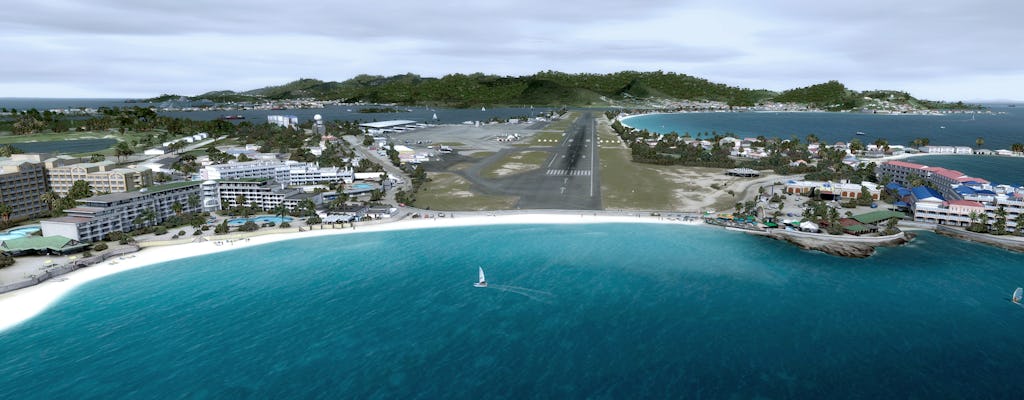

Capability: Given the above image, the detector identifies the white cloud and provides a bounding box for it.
[1,0,1021,100]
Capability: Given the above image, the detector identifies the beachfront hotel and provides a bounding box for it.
[0,154,49,221]
[877,161,1022,231]
[40,181,202,242]
[44,157,153,196]
[205,179,321,212]
[200,160,353,186]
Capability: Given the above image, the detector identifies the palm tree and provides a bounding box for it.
[0,203,13,227]
[171,201,183,216]
[976,136,985,149]
[40,191,59,213]
[994,205,1008,235]
[968,211,980,230]
[187,194,200,211]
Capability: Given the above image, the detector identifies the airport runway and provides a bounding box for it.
[461,112,601,210]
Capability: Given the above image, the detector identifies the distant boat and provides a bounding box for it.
[432,113,438,121]
[474,267,488,288]
[220,115,245,120]
[940,126,946,129]
[481,106,486,111]
[855,131,866,136]
[1009,104,1017,108]
[1013,287,1023,304]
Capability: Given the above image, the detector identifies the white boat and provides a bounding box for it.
[474,267,487,287]
[855,131,866,136]
[1013,287,1023,304]
[481,107,486,111]
[432,113,438,120]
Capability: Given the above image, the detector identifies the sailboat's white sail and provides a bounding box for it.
[432,113,438,120]
[1013,287,1023,304]
[474,267,487,287]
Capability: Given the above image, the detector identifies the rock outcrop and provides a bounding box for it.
[767,231,913,258]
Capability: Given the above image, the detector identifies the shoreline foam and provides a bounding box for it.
[0,213,698,332]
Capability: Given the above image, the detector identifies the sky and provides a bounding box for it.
[2,0,1022,101]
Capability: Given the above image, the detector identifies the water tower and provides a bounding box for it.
[313,114,325,135]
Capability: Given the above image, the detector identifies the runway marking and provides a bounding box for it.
[546,169,592,176]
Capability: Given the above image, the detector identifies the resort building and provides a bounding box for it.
[39,181,202,243]
[199,160,353,185]
[920,145,974,154]
[44,158,153,196]
[876,161,987,200]
[784,180,881,201]
[0,154,49,221]
[207,179,322,212]
[267,115,299,129]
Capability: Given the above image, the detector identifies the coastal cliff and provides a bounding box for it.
[766,230,913,258]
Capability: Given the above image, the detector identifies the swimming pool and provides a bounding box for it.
[0,226,41,242]
[226,216,293,226]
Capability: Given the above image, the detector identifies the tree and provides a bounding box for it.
[89,153,106,162]
[238,221,259,232]
[1012,143,1024,154]
[0,203,12,227]
[167,140,187,154]
[188,194,200,211]
[975,136,984,149]
[214,220,229,234]
[0,144,23,157]
[68,180,93,200]
[967,211,981,232]
[114,141,134,162]
[237,153,252,162]
[171,201,183,216]
[994,205,1008,235]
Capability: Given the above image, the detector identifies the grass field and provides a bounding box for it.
[480,151,549,178]
[415,172,518,210]
[596,115,680,210]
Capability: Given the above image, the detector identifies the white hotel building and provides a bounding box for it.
[40,182,203,242]
[200,160,353,186]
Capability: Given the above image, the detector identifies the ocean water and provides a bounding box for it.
[1,224,1024,398]
[906,155,1024,186]
[623,107,1024,149]
[0,98,554,125]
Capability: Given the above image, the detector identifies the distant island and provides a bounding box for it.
[139,71,982,111]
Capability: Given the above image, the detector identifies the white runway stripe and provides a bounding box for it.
[545,169,592,176]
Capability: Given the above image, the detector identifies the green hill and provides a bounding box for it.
[142,72,975,110]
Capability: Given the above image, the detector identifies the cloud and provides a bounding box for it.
[1,0,1021,100]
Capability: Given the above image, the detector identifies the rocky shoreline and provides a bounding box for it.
[765,230,914,258]
[934,226,1024,253]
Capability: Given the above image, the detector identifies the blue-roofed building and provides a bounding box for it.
[954,185,977,196]
[911,186,944,202]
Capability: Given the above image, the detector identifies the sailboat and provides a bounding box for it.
[474,267,488,287]
[432,112,438,121]
[481,106,486,112]
[1013,287,1023,305]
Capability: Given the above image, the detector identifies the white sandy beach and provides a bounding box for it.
[0,213,703,332]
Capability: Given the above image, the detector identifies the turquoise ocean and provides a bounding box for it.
[2,224,1024,398]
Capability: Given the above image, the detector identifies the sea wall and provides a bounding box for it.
[764,230,912,258]
[935,226,1024,253]
[0,245,141,295]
